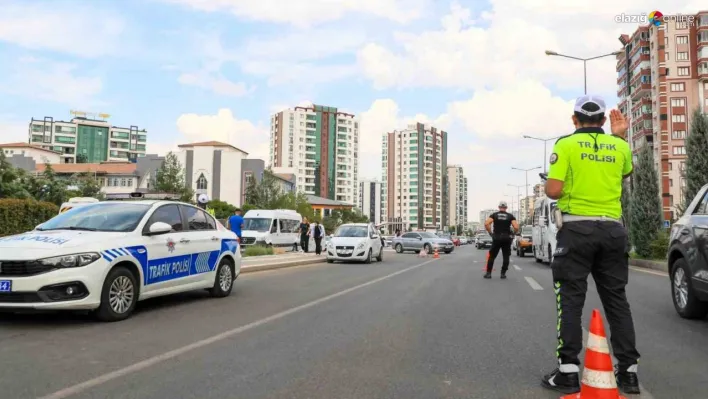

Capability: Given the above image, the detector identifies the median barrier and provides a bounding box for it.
[629,258,667,273]
[241,253,327,273]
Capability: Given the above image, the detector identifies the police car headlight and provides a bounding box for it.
[327,241,334,249]
[39,253,101,268]
[356,241,366,250]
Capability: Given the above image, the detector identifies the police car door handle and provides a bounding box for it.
[179,238,190,243]
[211,236,219,241]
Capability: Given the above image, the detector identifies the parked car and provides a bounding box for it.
[513,226,534,257]
[392,232,454,254]
[326,223,383,263]
[667,183,708,319]
[459,236,469,245]
[476,233,493,249]
[0,194,241,322]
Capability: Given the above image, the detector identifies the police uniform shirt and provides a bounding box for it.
[490,211,515,235]
[547,127,633,219]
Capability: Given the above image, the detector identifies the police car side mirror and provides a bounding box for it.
[145,222,172,236]
[35,224,43,230]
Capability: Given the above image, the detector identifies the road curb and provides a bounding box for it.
[241,257,327,273]
[629,258,667,273]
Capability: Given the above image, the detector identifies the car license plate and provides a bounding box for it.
[0,280,11,292]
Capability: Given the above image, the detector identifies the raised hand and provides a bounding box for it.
[609,109,628,138]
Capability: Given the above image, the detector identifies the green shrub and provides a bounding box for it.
[243,245,274,257]
[0,198,59,237]
[648,229,669,260]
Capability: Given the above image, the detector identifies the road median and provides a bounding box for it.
[629,258,667,273]
[241,253,327,273]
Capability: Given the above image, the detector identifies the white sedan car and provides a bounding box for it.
[326,223,384,263]
[0,196,241,322]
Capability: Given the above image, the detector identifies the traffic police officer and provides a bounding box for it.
[483,201,519,279]
[540,95,640,395]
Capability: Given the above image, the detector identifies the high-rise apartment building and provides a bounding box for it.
[447,165,468,231]
[359,180,382,225]
[479,209,496,224]
[382,123,448,232]
[269,104,359,206]
[28,112,148,164]
[617,12,708,220]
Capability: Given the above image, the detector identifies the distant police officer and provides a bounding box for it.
[483,201,519,279]
[540,95,640,395]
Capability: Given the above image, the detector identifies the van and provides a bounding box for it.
[531,197,558,264]
[240,209,302,247]
[58,197,100,214]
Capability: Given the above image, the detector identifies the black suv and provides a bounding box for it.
[668,183,708,319]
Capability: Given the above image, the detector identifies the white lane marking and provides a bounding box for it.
[513,265,522,271]
[524,276,544,290]
[629,266,667,277]
[582,328,654,398]
[38,260,435,399]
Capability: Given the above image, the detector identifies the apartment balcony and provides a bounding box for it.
[698,13,708,32]
[699,64,708,80]
[630,80,651,100]
[631,96,652,113]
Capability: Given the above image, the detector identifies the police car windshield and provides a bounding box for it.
[38,203,151,232]
[243,218,271,232]
[334,226,367,237]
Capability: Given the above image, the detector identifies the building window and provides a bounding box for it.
[677,67,690,76]
[673,146,686,155]
[676,52,689,61]
[671,98,686,107]
[670,83,685,91]
[672,114,686,122]
[670,179,674,187]
[676,36,688,44]
[672,130,687,139]
[196,173,208,190]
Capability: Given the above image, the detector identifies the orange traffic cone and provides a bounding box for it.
[561,309,626,399]
[433,247,440,258]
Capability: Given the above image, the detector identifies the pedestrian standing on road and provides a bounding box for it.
[540,95,640,395]
[483,201,519,279]
[227,208,244,243]
[299,217,311,253]
[311,221,325,255]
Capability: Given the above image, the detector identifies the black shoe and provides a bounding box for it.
[616,366,640,395]
[500,272,507,279]
[483,272,492,279]
[541,368,580,394]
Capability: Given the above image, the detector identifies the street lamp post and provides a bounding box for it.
[544,50,623,94]
[508,184,528,221]
[512,166,542,203]
[522,135,563,174]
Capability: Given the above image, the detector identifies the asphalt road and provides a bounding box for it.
[1,245,705,399]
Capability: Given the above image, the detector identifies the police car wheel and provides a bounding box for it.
[376,247,383,262]
[96,266,138,322]
[209,258,234,298]
[364,249,372,264]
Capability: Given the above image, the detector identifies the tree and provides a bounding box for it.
[155,152,194,203]
[206,199,237,219]
[621,180,631,233]
[70,172,105,199]
[243,170,284,209]
[0,152,32,199]
[679,108,708,213]
[629,146,662,258]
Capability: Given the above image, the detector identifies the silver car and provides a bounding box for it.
[391,231,455,254]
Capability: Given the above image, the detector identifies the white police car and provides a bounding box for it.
[0,193,241,322]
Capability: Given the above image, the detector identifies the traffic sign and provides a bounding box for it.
[663,220,670,228]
